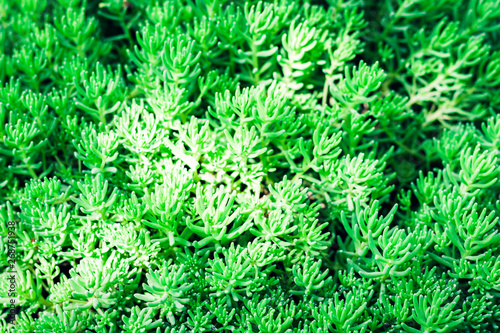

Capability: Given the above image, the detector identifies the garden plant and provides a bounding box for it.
[1,0,500,332]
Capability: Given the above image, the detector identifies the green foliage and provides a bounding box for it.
[1,0,500,332]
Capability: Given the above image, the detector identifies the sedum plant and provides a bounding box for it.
[1,0,500,332]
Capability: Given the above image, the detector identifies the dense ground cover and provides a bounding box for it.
[1,0,500,332]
